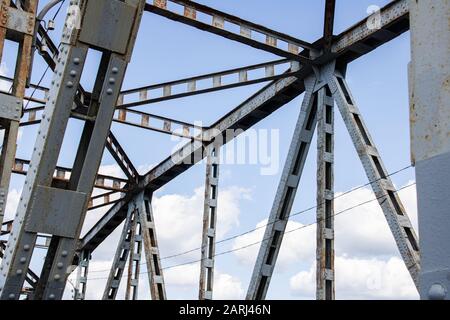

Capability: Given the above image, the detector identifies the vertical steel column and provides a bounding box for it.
[408,0,450,300]
[315,85,335,300]
[325,63,420,288]
[0,0,146,300]
[103,203,135,300]
[247,75,318,300]
[74,250,90,300]
[125,207,142,300]
[199,145,220,300]
[0,0,38,226]
[136,191,166,300]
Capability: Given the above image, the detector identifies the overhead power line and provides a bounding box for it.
[86,164,413,275]
[85,180,416,281]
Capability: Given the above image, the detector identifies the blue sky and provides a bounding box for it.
[1,0,419,300]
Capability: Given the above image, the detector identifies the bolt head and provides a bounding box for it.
[428,283,447,300]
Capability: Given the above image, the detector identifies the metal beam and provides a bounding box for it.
[145,0,312,64]
[0,0,38,228]
[118,59,297,107]
[323,0,336,50]
[73,250,90,300]
[136,191,166,300]
[103,192,166,300]
[20,104,202,140]
[105,131,139,183]
[199,145,220,300]
[125,205,141,300]
[103,203,135,300]
[325,63,420,288]
[88,190,122,211]
[315,85,335,300]
[12,158,129,193]
[113,108,204,141]
[247,75,317,300]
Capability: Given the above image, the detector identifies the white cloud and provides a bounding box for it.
[214,273,244,300]
[165,263,199,287]
[97,163,126,179]
[164,263,244,300]
[290,256,418,300]
[0,63,10,92]
[4,188,21,221]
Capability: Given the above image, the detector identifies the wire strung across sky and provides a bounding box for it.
[84,165,415,280]
[24,0,66,110]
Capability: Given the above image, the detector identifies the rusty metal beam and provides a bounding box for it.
[118,59,297,107]
[315,85,335,300]
[12,158,129,193]
[0,0,38,229]
[88,190,122,211]
[145,0,313,64]
[113,108,204,140]
[323,0,336,50]
[105,132,140,183]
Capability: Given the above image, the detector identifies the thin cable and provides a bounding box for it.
[85,182,416,281]
[51,0,66,21]
[86,164,413,274]
[25,0,66,109]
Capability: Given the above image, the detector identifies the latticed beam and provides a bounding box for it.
[146,0,312,64]
[113,108,204,140]
[12,158,129,193]
[316,85,335,300]
[103,192,166,300]
[118,59,298,107]
[88,190,122,211]
[199,145,220,300]
[324,63,420,288]
[74,250,90,300]
[0,0,38,228]
[20,103,202,140]
[136,191,166,300]
[247,75,318,300]
[105,132,140,183]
